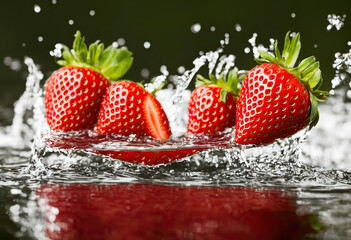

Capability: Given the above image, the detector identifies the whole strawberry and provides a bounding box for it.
[187,70,240,134]
[235,32,328,145]
[96,81,172,140]
[45,31,133,131]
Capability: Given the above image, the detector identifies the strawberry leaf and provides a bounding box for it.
[227,70,239,95]
[196,69,241,97]
[72,31,88,63]
[258,50,279,64]
[274,41,282,62]
[308,69,321,89]
[301,62,320,79]
[285,33,301,68]
[220,89,228,103]
[196,74,213,87]
[54,30,133,81]
[309,94,319,127]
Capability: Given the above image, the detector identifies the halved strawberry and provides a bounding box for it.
[45,31,133,131]
[96,81,172,140]
[187,70,240,134]
[235,32,329,145]
[93,148,202,165]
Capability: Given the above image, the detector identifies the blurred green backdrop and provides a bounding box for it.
[0,0,350,108]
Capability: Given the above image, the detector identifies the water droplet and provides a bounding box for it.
[3,57,22,72]
[347,90,351,99]
[34,4,41,13]
[244,47,251,53]
[160,65,168,75]
[38,36,43,42]
[141,68,150,78]
[347,41,351,46]
[291,13,296,18]
[248,33,269,59]
[112,41,119,48]
[22,43,26,47]
[143,41,151,49]
[327,14,347,31]
[49,44,63,58]
[117,38,125,46]
[235,24,242,32]
[314,44,318,48]
[52,0,57,4]
[68,19,74,25]
[3,56,12,66]
[89,10,95,16]
[191,23,201,33]
[269,38,275,50]
[210,26,216,32]
[177,66,185,74]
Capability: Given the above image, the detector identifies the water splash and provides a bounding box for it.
[248,33,269,59]
[331,46,351,99]
[0,57,44,148]
[2,30,351,240]
[327,14,347,31]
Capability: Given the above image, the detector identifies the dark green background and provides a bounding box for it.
[0,0,350,108]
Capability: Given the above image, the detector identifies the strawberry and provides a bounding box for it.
[235,32,329,145]
[96,80,172,140]
[45,31,133,131]
[187,70,240,134]
[93,148,202,165]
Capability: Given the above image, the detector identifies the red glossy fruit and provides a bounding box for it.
[187,70,240,134]
[45,31,133,131]
[37,184,320,240]
[96,81,172,141]
[93,148,201,165]
[235,32,328,145]
[45,67,110,131]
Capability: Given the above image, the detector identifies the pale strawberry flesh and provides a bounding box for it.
[235,63,311,145]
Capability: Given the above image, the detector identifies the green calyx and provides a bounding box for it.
[255,31,329,128]
[56,31,133,81]
[196,69,241,103]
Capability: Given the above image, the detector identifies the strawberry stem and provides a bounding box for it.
[55,31,133,81]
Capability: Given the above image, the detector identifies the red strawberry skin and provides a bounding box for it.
[96,81,171,140]
[187,85,238,134]
[94,149,201,165]
[45,66,110,131]
[235,63,310,145]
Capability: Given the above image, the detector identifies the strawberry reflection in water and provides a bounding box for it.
[37,184,319,240]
